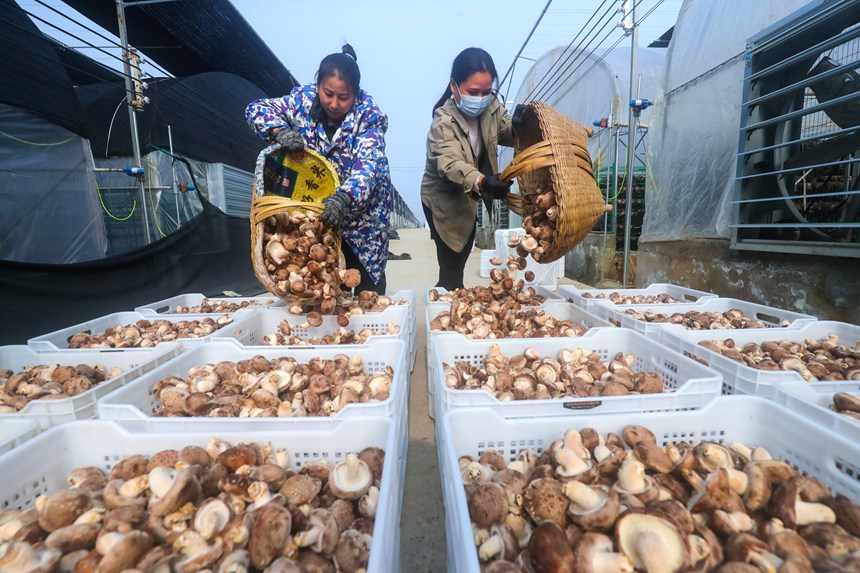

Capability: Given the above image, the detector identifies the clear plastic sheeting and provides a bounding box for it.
[501,46,665,169]
[641,0,810,243]
[0,105,106,264]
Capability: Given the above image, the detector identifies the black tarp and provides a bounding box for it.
[0,0,87,135]
[61,0,298,96]
[80,72,267,172]
[0,192,262,346]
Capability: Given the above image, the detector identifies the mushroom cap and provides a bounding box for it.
[527,521,576,573]
[575,531,634,573]
[686,468,744,514]
[482,560,526,573]
[743,460,796,512]
[96,530,154,573]
[279,474,322,507]
[621,425,657,447]
[479,523,519,562]
[334,528,372,573]
[37,489,93,532]
[825,494,860,537]
[192,498,232,540]
[45,522,100,553]
[248,503,292,570]
[357,447,385,483]
[328,454,372,500]
[615,512,688,573]
[523,478,569,528]
[294,508,339,556]
[634,442,674,474]
[264,556,306,573]
[148,467,202,517]
[565,483,621,532]
[469,482,509,529]
[109,454,149,481]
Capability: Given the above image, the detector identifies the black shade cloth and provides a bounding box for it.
[0,193,262,346]
[80,72,267,171]
[0,0,87,135]
[61,0,298,96]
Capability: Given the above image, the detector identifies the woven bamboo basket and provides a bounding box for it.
[500,102,611,263]
[250,144,344,304]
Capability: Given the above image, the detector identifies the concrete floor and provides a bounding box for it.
[386,228,587,572]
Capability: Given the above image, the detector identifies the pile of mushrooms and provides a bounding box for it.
[67,317,234,349]
[0,438,383,572]
[286,291,407,325]
[497,192,557,263]
[460,424,860,573]
[581,292,687,305]
[697,335,859,381]
[0,363,122,412]
[428,273,547,308]
[488,252,538,284]
[261,209,361,301]
[618,309,791,330]
[828,393,860,420]
[263,316,400,346]
[174,299,275,314]
[431,302,588,340]
[443,345,665,401]
[151,354,395,418]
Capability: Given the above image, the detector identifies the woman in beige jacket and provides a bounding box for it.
[420,47,516,290]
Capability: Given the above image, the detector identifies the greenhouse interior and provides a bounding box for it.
[0,0,859,572]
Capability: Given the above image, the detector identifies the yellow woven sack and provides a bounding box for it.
[251,145,344,304]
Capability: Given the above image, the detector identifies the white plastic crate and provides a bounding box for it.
[479,250,495,278]
[0,418,402,573]
[425,302,614,419]
[493,228,565,287]
[97,339,409,462]
[0,344,181,428]
[590,297,817,340]
[27,311,257,351]
[439,396,860,573]
[210,306,410,350]
[424,285,563,307]
[432,327,722,420]
[558,283,718,310]
[0,418,40,455]
[774,381,860,443]
[135,292,284,314]
[664,321,859,398]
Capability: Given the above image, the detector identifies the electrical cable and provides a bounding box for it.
[27,0,130,56]
[104,95,126,158]
[539,0,644,105]
[5,1,143,74]
[0,128,74,146]
[526,0,616,103]
[521,0,613,102]
[548,0,668,106]
[146,161,167,237]
[96,177,136,220]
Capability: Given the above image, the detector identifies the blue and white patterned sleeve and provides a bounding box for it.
[244,96,293,140]
[340,110,388,214]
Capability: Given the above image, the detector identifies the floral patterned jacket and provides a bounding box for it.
[245,84,391,284]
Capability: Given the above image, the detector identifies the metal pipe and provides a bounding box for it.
[116,0,150,243]
[622,1,638,288]
[599,121,617,288]
[168,124,180,228]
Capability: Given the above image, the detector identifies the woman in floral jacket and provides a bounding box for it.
[245,44,392,294]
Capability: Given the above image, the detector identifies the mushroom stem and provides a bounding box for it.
[564,481,604,511]
[794,500,836,526]
[748,551,782,573]
[593,551,635,573]
[617,458,647,492]
[478,534,503,561]
[555,448,590,475]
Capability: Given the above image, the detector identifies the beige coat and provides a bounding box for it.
[421,97,515,252]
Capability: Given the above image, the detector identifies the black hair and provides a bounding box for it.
[316,44,361,96]
[433,47,498,113]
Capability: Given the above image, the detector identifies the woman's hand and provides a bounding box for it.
[272,128,305,151]
[481,174,513,199]
[320,192,351,229]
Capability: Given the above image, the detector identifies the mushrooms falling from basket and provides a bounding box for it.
[499,102,612,263]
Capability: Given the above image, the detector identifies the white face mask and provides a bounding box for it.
[455,84,491,118]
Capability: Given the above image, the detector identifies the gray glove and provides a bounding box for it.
[319,192,351,229]
[273,127,304,152]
